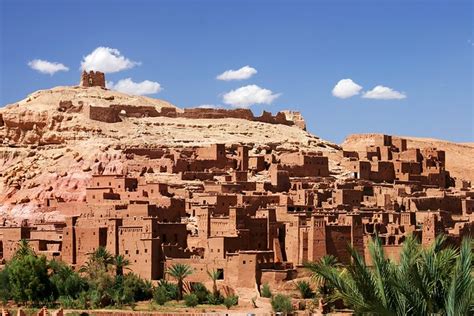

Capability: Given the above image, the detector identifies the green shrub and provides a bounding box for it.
[153,286,168,305]
[50,260,88,300]
[184,293,199,307]
[223,295,239,309]
[80,291,93,309]
[111,276,135,307]
[8,254,55,305]
[156,280,179,300]
[261,283,272,298]
[191,282,210,304]
[122,273,153,301]
[207,292,224,305]
[84,263,115,308]
[88,288,112,309]
[271,294,293,314]
[0,266,11,303]
[57,296,76,309]
[295,280,314,298]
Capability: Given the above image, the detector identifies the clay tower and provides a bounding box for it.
[80,70,106,88]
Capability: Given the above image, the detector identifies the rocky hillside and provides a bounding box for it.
[342,133,474,183]
[0,85,341,220]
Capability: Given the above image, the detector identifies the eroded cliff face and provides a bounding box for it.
[0,85,341,221]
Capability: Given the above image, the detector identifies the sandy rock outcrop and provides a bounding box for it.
[0,84,341,221]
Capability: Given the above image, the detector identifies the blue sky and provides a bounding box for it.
[1,0,472,143]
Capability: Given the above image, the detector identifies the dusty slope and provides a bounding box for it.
[3,85,177,112]
[342,133,474,182]
[0,85,340,220]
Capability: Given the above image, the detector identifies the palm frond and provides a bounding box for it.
[444,238,473,316]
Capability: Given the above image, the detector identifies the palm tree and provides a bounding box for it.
[114,254,130,276]
[80,246,114,277]
[444,238,473,315]
[305,234,473,315]
[207,269,221,296]
[166,263,193,300]
[90,246,114,268]
[305,255,340,313]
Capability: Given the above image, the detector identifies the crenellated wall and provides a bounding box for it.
[180,108,304,128]
[83,101,306,129]
[181,108,254,120]
[110,104,161,118]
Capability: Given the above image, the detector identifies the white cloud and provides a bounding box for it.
[363,85,406,100]
[28,59,69,75]
[216,65,257,81]
[81,47,140,73]
[107,78,162,95]
[222,85,280,108]
[332,79,363,99]
[197,104,221,109]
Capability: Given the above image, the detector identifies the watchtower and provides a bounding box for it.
[80,70,105,88]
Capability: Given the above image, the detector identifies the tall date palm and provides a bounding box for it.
[167,263,193,300]
[207,269,221,296]
[113,254,131,276]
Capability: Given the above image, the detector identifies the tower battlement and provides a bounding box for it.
[80,70,105,88]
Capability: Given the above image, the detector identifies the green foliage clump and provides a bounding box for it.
[260,283,272,298]
[223,295,239,309]
[305,234,474,315]
[184,293,199,307]
[1,241,161,309]
[109,273,153,307]
[153,286,169,305]
[271,294,293,313]
[110,276,133,307]
[121,273,153,302]
[295,280,314,299]
[207,292,224,305]
[191,282,210,304]
[49,260,88,300]
[153,279,180,305]
[0,266,12,303]
[8,247,54,305]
